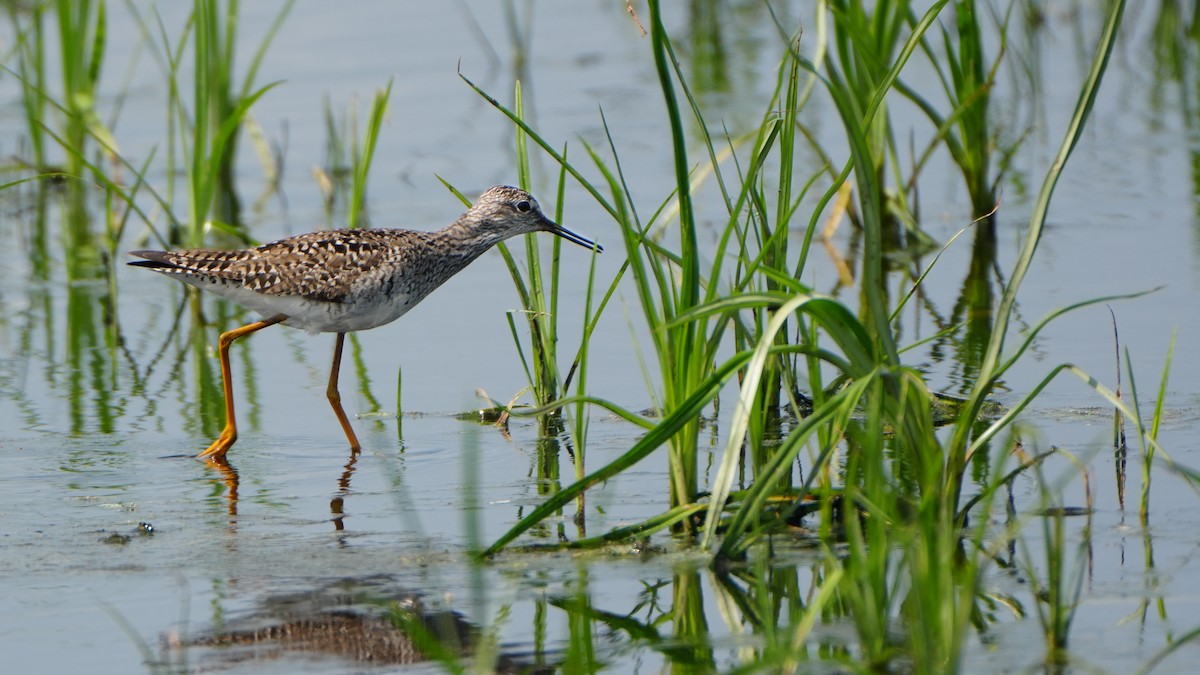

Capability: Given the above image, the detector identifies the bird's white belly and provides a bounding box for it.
[280,295,412,333]
[190,278,413,334]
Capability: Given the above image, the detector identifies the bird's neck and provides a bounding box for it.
[414,218,503,282]
[435,216,507,257]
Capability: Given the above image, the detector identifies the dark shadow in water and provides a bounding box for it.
[949,217,1006,393]
[921,215,1013,398]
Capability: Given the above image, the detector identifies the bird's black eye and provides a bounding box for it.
[515,200,532,213]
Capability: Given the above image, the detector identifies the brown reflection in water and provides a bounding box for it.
[179,612,433,664]
[202,445,362,529]
[168,580,552,673]
[206,456,240,518]
[331,447,360,533]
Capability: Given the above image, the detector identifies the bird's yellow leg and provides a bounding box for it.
[326,332,363,452]
[199,315,287,461]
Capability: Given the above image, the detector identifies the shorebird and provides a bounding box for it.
[129,186,601,461]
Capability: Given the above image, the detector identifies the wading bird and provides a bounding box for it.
[129,186,601,461]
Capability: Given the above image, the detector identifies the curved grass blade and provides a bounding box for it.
[699,292,876,549]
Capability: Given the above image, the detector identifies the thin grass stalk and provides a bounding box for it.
[718,377,867,560]
[731,43,808,484]
[347,78,392,228]
[315,94,356,220]
[768,74,812,440]
[56,0,108,178]
[191,0,221,232]
[900,369,994,674]
[1136,624,1200,675]
[648,0,703,518]
[946,0,996,212]
[516,85,562,408]
[1139,329,1177,521]
[837,377,898,669]
[586,125,696,519]
[565,155,598,490]
[789,6,833,279]
[551,154,569,407]
[395,364,403,442]
[509,504,706,553]
[488,87,539,403]
[458,73,682,282]
[1028,463,1088,660]
[55,0,110,275]
[482,83,570,410]
[1125,347,1149,525]
[969,360,1194,502]
[116,1,191,238]
[40,114,179,247]
[828,0,912,232]
[10,3,48,169]
[158,9,187,240]
[464,13,930,560]
[901,0,1010,218]
[104,150,155,312]
[774,1,949,366]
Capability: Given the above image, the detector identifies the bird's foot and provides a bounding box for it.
[199,428,237,462]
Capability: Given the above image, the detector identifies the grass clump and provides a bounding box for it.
[313,79,393,228]
[127,0,293,246]
[466,0,1157,670]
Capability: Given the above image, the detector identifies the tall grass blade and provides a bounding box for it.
[347,78,392,228]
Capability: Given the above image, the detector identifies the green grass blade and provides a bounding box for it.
[347,78,392,228]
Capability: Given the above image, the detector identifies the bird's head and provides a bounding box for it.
[465,186,602,252]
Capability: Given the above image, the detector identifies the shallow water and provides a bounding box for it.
[3,1,1200,672]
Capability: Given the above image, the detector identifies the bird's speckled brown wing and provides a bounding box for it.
[130,229,425,303]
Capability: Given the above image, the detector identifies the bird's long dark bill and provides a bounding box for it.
[544,222,603,253]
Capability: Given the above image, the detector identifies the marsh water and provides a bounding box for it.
[3,1,1200,672]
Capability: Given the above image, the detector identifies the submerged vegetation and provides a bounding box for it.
[2,0,1198,672]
